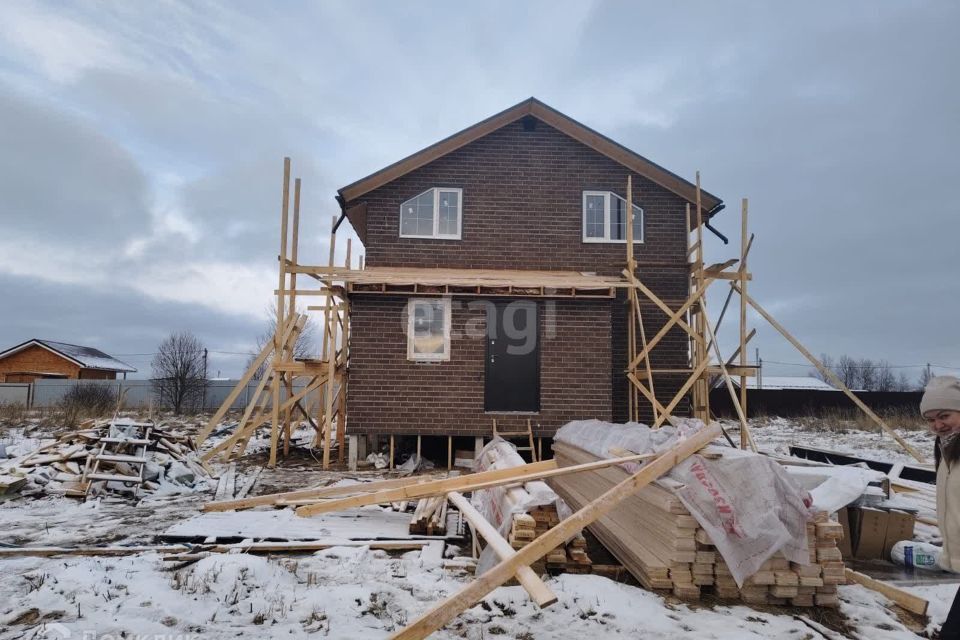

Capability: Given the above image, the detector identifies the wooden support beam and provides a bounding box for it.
[734,284,925,462]
[389,423,722,639]
[322,215,339,469]
[652,356,711,428]
[283,177,302,458]
[739,198,749,444]
[296,447,678,517]
[703,307,757,452]
[197,336,275,444]
[624,271,704,348]
[447,492,557,607]
[205,473,452,512]
[626,284,706,372]
[844,568,928,616]
[269,157,291,469]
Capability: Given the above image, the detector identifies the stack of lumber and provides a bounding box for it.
[549,441,843,606]
[409,496,448,535]
[475,442,591,573]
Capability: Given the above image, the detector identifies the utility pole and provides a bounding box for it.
[202,348,209,410]
[756,348,762,390]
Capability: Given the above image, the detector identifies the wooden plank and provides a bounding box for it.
[204,473,456,512]
[269,157,291,468]
[702,307,756,452]
[389,423,722,639]
[0,545,192,558]
[736,285,924,462]
[448,491,557,607]
[196,338,275,445]
[296,459,566,516]
[626,283,706,372]
[844,568,928,616]
[739,198,749,447]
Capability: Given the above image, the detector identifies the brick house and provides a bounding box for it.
[337,98,722,441]
[0,339,137,382]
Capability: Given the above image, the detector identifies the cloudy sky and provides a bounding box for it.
[0,1,956,382]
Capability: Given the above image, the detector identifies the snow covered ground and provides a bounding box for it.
[0,417,952,639]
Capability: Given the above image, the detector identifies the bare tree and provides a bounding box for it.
[896,371,912,392]
[835,355,860,389]
[811,354,835,383]
[875,360,896,392]
[247,302,317,379]
[152,331,208,414]
[858,358,878,391]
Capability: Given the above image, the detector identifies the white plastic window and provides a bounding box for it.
[400,188,462,239]
[407,298,452,361]
[582,191,644,243]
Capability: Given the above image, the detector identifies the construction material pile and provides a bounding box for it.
[548,421,844,607]
[472,438,592,575]
[0,418,208,499]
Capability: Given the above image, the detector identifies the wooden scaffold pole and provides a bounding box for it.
[322,215,339,469]
[283,177,302,457]
[269,157,291,468]
[738,197,749,448]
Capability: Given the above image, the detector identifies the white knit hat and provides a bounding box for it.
[921,376,960,415]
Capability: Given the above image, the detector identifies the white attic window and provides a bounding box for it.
[582,191,644,243]
[400,188,462,239]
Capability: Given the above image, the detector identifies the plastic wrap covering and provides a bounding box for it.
[471,437,572,574]
[554,419,813,586]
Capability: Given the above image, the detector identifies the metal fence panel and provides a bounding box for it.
[0,383,30,405]
[23,378,320,412]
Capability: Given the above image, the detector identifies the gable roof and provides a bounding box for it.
[0,339,137,373]
[337,97,722,212]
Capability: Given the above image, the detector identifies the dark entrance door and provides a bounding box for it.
[485,300,540,412]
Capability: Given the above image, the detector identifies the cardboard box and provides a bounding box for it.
[843,506,918,561]
[854,507,888,559]
[837,507,854,558]
[883,510,917,560]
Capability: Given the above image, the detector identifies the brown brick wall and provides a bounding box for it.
[78,369,117,380]
[0,345,81,381]
[347,296,611,436]
[344,117,697,429]
[348,118,690,277]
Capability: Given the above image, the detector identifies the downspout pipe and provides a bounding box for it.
[703,202,728,244]
[332,194,348,233]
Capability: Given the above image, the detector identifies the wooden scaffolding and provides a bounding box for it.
[198,159,924,469]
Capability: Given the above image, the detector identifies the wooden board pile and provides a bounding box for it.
[409,496,449,535]
[549,441,843,606]
[0,418,206,499]
[511,508,592,573]
[473,442,592,574]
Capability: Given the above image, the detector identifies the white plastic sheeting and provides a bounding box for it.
[554,419,814,587]
[782,464,882,514]
[471,437,571,574]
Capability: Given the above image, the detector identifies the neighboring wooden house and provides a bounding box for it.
[337,98,723,440]
[0,339,136,382]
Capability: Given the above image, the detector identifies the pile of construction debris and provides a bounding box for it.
[0,418,209,499]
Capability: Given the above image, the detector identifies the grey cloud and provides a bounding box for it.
[0,84,149,247]
[0,273,261,379]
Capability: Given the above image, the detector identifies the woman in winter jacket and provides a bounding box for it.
[924,376,960,638]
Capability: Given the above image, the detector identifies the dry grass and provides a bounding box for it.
[0,402,28,423]
[754,407,927,433]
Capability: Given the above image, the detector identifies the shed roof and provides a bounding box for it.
[731,376,837,391]
[337,97,722,212]
[0,339,137,373]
